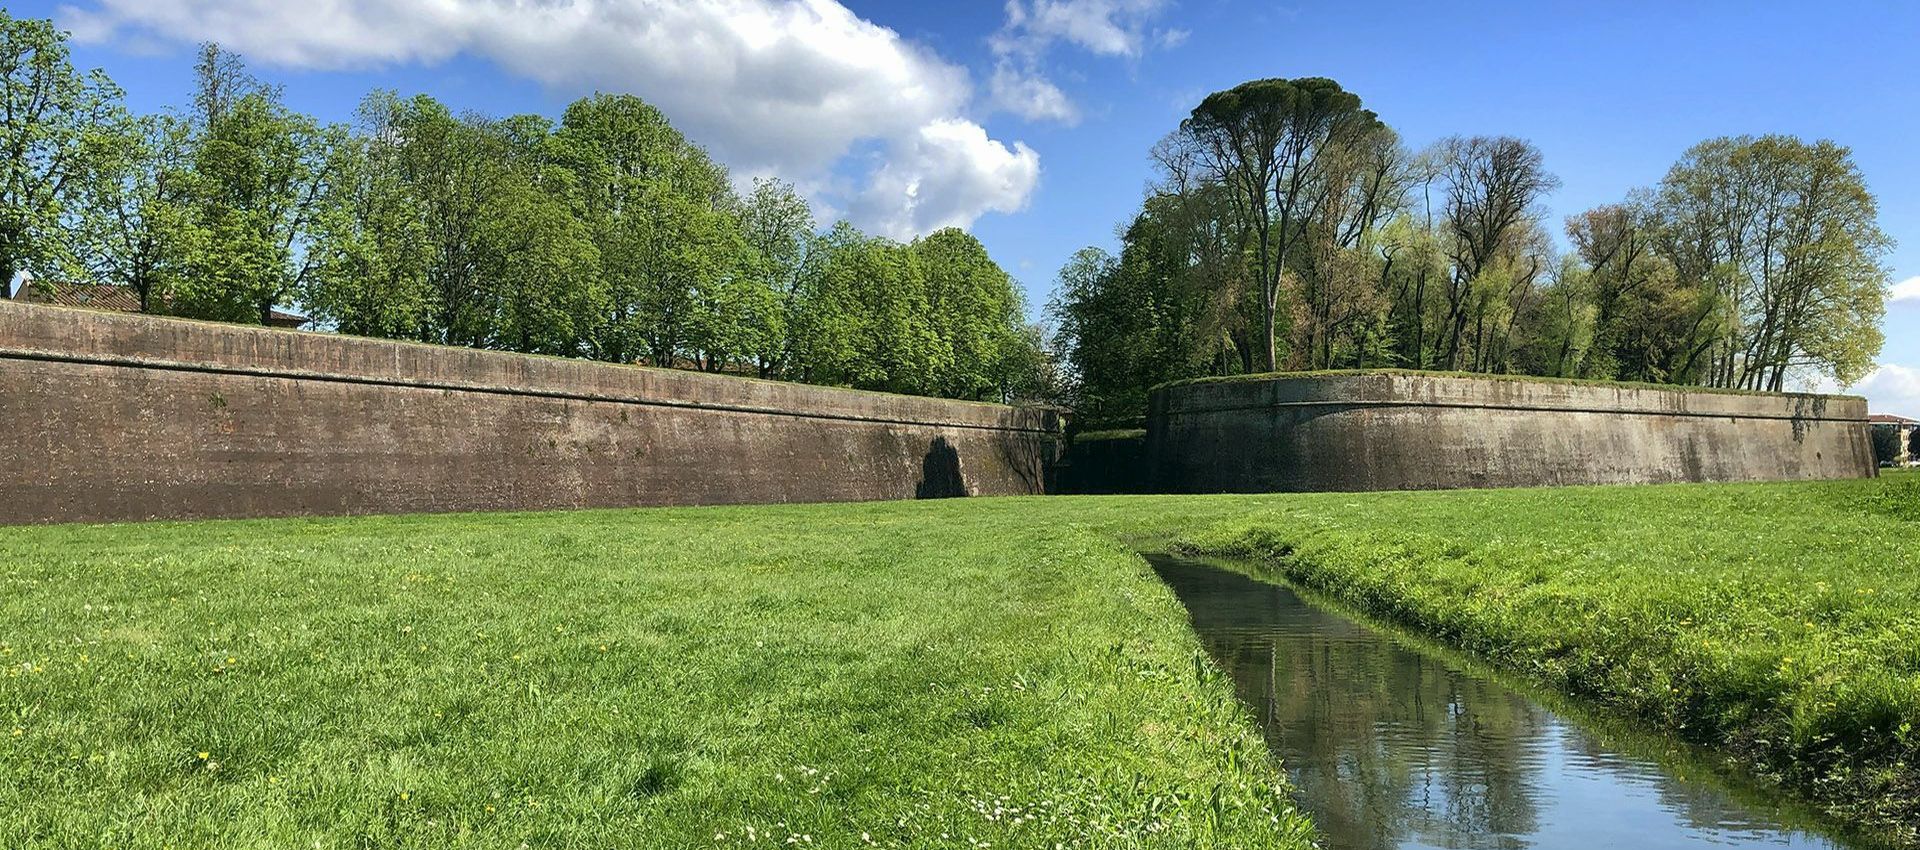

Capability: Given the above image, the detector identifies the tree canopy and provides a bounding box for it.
[1,13,1048,404]
[1051,77,1893,424]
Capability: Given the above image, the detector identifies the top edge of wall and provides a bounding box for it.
[1152,369,1869,422]
[0,300,1061,433]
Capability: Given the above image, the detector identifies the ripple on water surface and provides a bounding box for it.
[1148,554,1876,850]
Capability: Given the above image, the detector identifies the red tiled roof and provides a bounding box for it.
[24,281,142,312]
[18,281,308,327]
[1869,413,1918,425]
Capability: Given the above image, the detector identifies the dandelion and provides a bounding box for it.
[197,751,210,760]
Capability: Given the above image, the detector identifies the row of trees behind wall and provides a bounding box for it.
[0,14,1048,403]
[1050,77,1894,424]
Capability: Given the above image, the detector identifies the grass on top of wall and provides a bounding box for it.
[1175,477,1920,843]
[0,499,1309,850]
[1155,368,1866,400]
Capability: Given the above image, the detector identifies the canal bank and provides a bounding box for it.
[1149,553,1888,850]
[1165,477,1920,845]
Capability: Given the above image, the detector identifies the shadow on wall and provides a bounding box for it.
[916,437,967,499]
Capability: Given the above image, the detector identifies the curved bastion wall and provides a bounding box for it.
[0,301,1062,525]
[1147,371,1875,493]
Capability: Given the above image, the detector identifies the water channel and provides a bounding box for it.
[1147,554,1880,850]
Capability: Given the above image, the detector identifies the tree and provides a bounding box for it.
[1653,136,1889,389]
[1872,426,1902,467]
[736,177,814,377]
[65,113,194,311]
[913,228,1026,399]
[556,93,743,367]
[0,12,129,290]
[172,46,347,325]
[1174,77,1380,371]
[1434,136,1559,369]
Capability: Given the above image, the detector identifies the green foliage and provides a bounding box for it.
[1055,78,1892,423]
[1871,426,1903,467]
[0,11,130,285]
[13,17,1039,405]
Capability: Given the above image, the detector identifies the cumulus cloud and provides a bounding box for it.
[55,0,1036,236]
[992,0,1172,59]
[989,64,1079,124]
[1856,363,1920,416]
[1890,275,1920,303]
[850,119,1040,239]
[985,0,1177,124]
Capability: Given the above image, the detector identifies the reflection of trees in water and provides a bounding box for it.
[1158,559,1546,850]
[1561,723,1780,839]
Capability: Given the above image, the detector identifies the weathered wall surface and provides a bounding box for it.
[0,301,1061,525]
[1148,372,1874,493]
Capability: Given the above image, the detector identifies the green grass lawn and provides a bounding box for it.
[0,499,1310,849]
[3,477,1918,847]
[1176,475,1920,843]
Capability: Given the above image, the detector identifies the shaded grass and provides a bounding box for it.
[1174,477,1920,844]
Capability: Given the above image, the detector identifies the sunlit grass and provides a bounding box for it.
[1177,476,1920,843]
[0,499,1307,849]
[4,476,1917,846]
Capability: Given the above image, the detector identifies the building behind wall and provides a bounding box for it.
[1869,414,1919,465]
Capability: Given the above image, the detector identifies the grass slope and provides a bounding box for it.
[1176,477,1920,843]
[0,501,1305,849]
[5,478,1918,846]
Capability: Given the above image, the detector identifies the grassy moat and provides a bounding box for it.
[3,477,1917,847]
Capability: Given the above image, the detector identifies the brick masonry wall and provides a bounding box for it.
[1148,372,1875,493]
[0,301,1062,525]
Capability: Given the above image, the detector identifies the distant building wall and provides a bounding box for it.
[0,301,1061,525]
[1148,372,1874,493]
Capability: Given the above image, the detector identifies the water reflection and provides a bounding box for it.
[1148,555,1864,850]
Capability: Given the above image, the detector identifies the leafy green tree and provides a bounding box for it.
[1173,77,1380,371]
[556,93,743,367]
[1872,426,1902,467]
[481,114,604,356]
[1654,136,1889,390]
[65,113,194,311]
[0,12,129,290]
[737,177,814,377]
[914,228,1026,399]
[171,46,347,325]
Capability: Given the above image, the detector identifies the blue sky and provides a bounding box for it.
[22,0,1920,411]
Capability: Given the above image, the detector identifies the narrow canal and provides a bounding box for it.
[1147,554,1875,850]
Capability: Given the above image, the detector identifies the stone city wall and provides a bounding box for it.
[1148,371,1874,493]
[0,301,1061,525]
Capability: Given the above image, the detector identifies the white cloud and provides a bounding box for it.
[985,0,1175,125]
[1890,275,1920,303]
[850,119,1039,240]
[1856,364,1920,417]
[56,0,1036,236]
[992,0,1170,59]
[989,64,1079,125]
